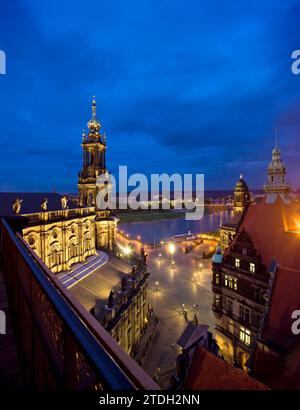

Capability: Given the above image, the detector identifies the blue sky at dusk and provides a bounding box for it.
[0,0,300,192]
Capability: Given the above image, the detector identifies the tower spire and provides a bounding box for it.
[263,133,290,197]
[87,95,101,133]
[92,95,97,120]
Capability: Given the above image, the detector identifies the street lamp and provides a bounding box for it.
[155,281,159,291]
[168,243,175,267]
[123,246,132,256]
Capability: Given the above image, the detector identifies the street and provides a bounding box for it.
[141,243,216,387]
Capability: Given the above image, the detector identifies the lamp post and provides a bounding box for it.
[155,281,159,292]
[168,243,175,268]
[123,245,132,260]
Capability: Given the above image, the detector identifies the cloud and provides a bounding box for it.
[0,0,300,191]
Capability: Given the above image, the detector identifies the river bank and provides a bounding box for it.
[116,205,228,223]
[118,209,232,244]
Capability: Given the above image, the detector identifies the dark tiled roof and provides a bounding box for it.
[237,195,300,350]
[177,322,197,347]
[253,340,300,389]
[0,192,77,217]
[185,346,268,390]
[262,266,300,350]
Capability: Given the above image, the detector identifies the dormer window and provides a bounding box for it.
[235,258,240,268]
[250,262,255,273]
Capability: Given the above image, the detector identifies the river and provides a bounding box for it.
[118,209,232,244]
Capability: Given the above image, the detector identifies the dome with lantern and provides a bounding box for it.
[87,96,101,133]
[235,174,249,192]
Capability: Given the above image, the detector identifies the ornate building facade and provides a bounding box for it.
[95,250,150,356]
[212,143,299,374]
[212,229,269,370]
[22,207,96,273]
[20,98,116,273]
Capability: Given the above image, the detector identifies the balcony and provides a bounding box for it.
[0,217,158,390]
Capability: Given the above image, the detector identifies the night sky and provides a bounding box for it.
[1,0,300,192]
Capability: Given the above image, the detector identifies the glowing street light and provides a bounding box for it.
[168,243,175,254]
[155,281,159,291]
[168,243,175,267]
[123,246,132,256]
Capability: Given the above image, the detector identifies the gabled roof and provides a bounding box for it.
[231,195,300,350]
[240,195,300,268]
[262,266,300,350]
[185,346,268,390]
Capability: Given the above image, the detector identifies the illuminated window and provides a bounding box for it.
[250,263,255,273]
[239,326,251,346]
[235,258,240,268]
[214,295,221,308]
[215,273,220,284]
[240,305,250,323]
[224,275,238,291]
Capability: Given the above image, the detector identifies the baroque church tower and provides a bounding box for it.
[78,97,116,250]
[78,96,107,207]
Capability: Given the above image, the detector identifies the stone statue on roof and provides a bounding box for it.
[41,197,48,211]
[12,198,23,214]
[141,247,147,264]
[61,195,68,210]
[131,265,136,279]
[108,290,114,308]
[121,276,127,292]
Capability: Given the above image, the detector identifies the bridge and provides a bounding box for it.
[0,216,158,390]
